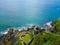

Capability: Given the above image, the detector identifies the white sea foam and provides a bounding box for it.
[17,24,35,31]
[0,24,40,34]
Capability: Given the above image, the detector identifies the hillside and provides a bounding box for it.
[0,19,60,45]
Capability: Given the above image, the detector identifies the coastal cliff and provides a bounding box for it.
[0,19,60,45]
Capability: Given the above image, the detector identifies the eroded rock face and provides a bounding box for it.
[0,28,18,45]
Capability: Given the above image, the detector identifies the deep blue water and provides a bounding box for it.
[0,0,60,31]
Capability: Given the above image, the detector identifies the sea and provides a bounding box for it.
[0,0,60,32]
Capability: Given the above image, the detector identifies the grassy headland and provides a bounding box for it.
[0,19,60,45]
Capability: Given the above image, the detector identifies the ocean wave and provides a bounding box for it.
[0,24,36,34]
[0,23,46,35]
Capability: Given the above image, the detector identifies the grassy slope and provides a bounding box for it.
[17,31,33,45]
[54,19,60,30]
[17,19,60,45]
[17,30,60,45]
[22,34,31,43]
[31,32,60,45]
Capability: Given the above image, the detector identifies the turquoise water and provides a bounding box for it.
[0,0,60,31]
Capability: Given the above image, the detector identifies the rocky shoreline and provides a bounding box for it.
[0,19,60,45]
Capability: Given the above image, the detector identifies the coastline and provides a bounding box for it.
[0,21,51,35]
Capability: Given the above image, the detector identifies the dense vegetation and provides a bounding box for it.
[31,32,60,45]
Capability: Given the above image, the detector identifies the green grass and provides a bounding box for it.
[54,19,60,30]
[22,34,31,43]
[31,31,60,45]
[17,34,22,45]
[17,31,33,45]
